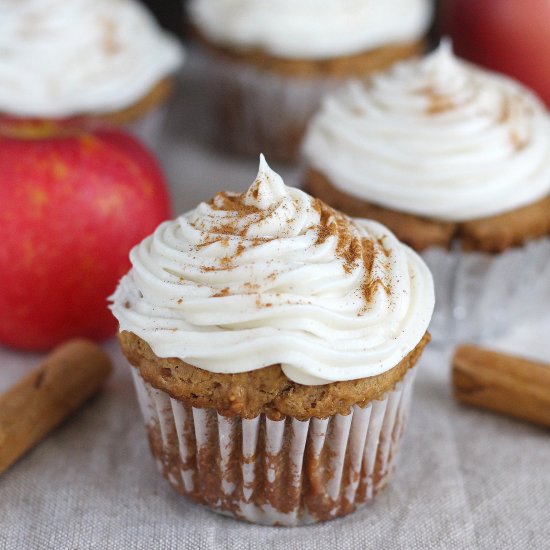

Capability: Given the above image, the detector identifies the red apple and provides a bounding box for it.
[0,119,171,351]
[440,0,550,106]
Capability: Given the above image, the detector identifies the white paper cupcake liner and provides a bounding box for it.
[130,366,418,526]
[201,50,343,163]
[423,237,550,341]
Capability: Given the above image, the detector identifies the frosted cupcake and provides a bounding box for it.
[188,0,433,162]
[111,156,434,526]
[303,42,550,337]
[0,0,184,147]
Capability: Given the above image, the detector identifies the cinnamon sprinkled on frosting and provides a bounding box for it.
[195,178,375,286]
[313,199,364,274]
[111,156,434,385]
[304,40,550,222]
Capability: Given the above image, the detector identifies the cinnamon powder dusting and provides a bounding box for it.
[212,288,230,298]
[195,190,279,276]
[313,198,393,311]
[416,86,454,115]
[197,191,392,311]
[313,199,338,246]
[499,97,511,123]
[499,98,527,151]
[313,199,362,274]
[361,240,392,310]
[209,191,261,217]
[337,226,362,275]
[100,18,120,56]
[361,279,391,307]
[427,95,454,115]
[203,191,282,240]
[195,236,231,249]
[250,180,261,200]
[510,130,527,151]
[362,239,375,274]
[377,237,391,258]
[205,192,264,238]
[201,259,234,273]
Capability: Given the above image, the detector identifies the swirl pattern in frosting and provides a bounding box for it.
[303,41,550,221]
[111,156,434,385]
[0,0,184,117]
[189,0,432,59]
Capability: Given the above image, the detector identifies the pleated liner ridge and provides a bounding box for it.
[131,366,418,526]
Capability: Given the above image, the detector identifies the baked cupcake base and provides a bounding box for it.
[203,39,424,77]
[198,40,424,163]
[305,169,550,253]
[122,331,429,525]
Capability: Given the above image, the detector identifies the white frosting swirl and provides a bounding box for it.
[0,0,184,117]
[111,156,434,385]
[189,0,432,59]
[303,41,550,222]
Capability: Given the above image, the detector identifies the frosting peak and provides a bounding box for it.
[423,37,454,70]
[111,158,434,385]
[303,42,550,222]
[244,154,287,209]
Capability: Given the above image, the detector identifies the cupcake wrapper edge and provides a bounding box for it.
[131,365,418,526]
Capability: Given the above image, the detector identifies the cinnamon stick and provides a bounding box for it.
[0,339,112,474]
[452,344,550,428]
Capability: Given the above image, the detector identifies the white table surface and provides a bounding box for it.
[1,50,549,550]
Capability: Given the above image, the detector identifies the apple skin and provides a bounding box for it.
[0,121,171,351]
[440,0,550,106]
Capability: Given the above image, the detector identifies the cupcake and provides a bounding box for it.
[303,42,550,337]
[111,156,435,526]
[188,0,433,162]
[0,0,184,148]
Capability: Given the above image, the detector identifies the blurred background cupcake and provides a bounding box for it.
[302,41,550,339]
[0,0,185,148]
[188,0,434,162]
